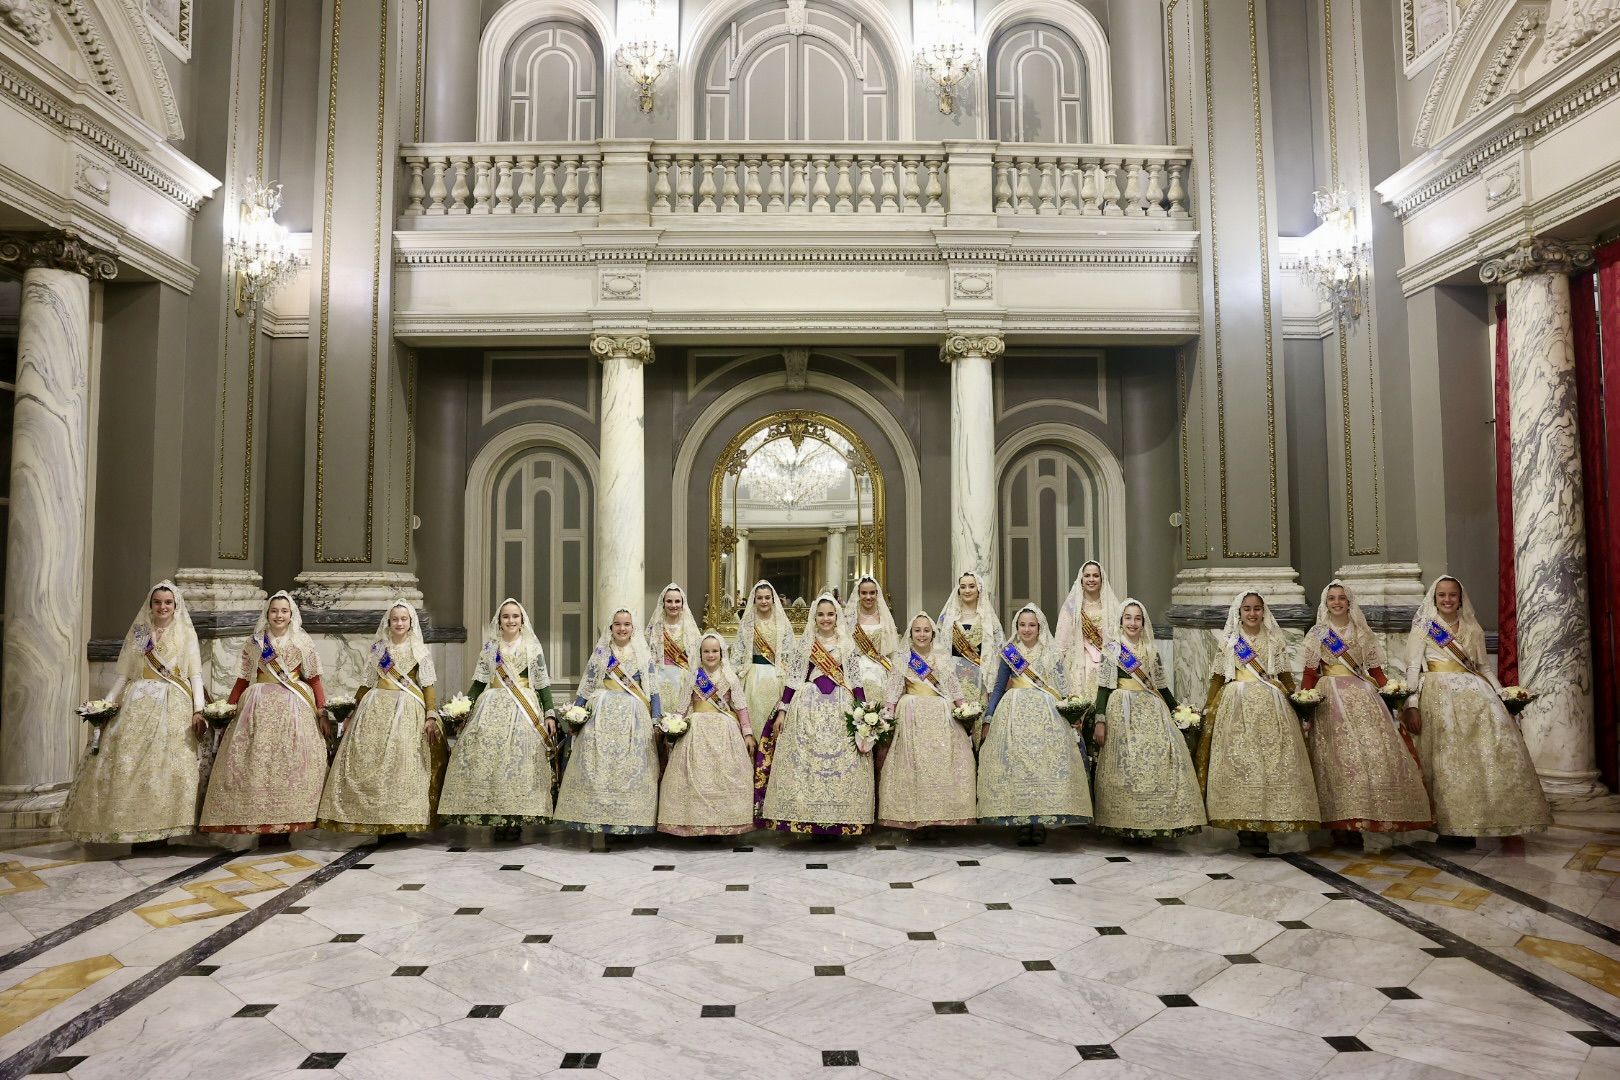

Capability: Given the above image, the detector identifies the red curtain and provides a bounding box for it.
[1580,241,1620,791]
[1493,302,1518,686]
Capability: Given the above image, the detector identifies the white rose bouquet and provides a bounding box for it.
[202,701,237,728]
[76,699,118,755]
[951,701,983,731]
[660,713,690,740]
[562,703,591,729]
[1056,695,1093,724]
[1289,687,1324,720]
[845,702,893,753]
[1171,704,1202,731]
[440,692,473,722]
[1500,685,1535,716]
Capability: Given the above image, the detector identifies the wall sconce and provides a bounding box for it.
[914,0,980,115]
[617,0,676,114]
[224,176,303,317]
[1302,186,1369,322]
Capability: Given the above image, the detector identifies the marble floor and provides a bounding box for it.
[0,814,1618,1080]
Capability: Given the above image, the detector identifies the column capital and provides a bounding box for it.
[940,332,1005,363]
[1480,237,1594,284]
[0,231,117,280]
[590,332,654,363]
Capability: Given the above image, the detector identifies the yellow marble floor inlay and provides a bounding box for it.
[135,853,319,929]
[1565,842,1620,877]
[1516,935,1620,997]
[1339,860,1488,910]
[0,858,86,897]
[0,955,122,1037]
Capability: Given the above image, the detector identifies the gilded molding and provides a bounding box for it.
[1479,237,1595,282]
[0,229,117,278]
[589,333,654,362]
[939,332,1005,363]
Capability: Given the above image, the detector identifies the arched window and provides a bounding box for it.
[488,445,593,682]
[695,0,897,140]
[1000,445,1103,617]
[987,21,1088,143]
[499,19,603,140]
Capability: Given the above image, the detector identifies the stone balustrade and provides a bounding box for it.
[400,139,1194,226]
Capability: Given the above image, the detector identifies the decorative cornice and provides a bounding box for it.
[1544,0,1620,62]
[940,332,1005,363]
[589,333,654,363]
[1467,12,1543,118]
[395,243,1200,269]
[1,0,51,43]
[1479,237,1595,282]
[0,229,117,278]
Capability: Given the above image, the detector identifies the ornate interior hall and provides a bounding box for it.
[2,0,1620,1076]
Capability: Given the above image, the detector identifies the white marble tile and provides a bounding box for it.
[422,942,603,1003]
[1405,956,1585,1031]
[935,908,1097,960]
[1017,884,1162,928]
[408,866,558,908]
[66,1016,313,1080]
[0,963,150,1062]
[854,1012,1084,1080]
[1073,862,1219,899]
[1357,998,1592,1080]
[333,1015,562,1080]
[913,865,1053,904]
[817,888,986,934]
[1293,895,1435,948]
[846,939,1024,1000]
[968,969,1164,1043]
[1311,1052,1478,1079]
[7,910,160,972]
[0,909,32,952]
[1577,1048,1620,1080]
[72,969,248,1054]
[1191,962,1389,1035]
[293,868,406,905]
[1181,879,1331,922]
[1253,929,1434,987]
[977,849,1112,879]
[1055,1061,1188,1080]
[479,889,623,934]
[210,913,356,965]
[266,974,470,1050]
[1052,934,1230,995]
[211,940,397,1003]
[637,942,811,1004]
[737,974,935,1047]
[827,846,960,883]
[586,871,726,910]
[658,890,808,936]
[501,975,694,1051]
[598,1016,823,1080]
[356,912,525,967]
[1111,1006,1337,1080]
[735,913,908,966]
[753,868,891,908]
[297,889,456,936]
[547,914,714,967]
[1126,904,1284,956]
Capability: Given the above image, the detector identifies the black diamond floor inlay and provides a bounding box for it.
[725,884,750,892]
[814,965,845,976]
[350,863,374,870]
[889,882,914,889]
[524,934,553,943]
[810,906,835,915]
[298,1052,346,1069]
[1159,994,1197,1007]
[183,965,219,976]
[806,862,829,869]
[933,1001,968,1014]
[398,883,425,891]
[1156,897,1185,905]
[702,1004,736,1017]
[1076,1045,1119,1061]
[455,907,484,915]
[1571,1031,1620,1047]
[1106,856,1131,862]
[1224,954,1260,964]
[1378,986,1420,1000]
[331,933,364,943]
[1323,1036,1371,1052]
[654,864,675,871]
[560,1051,602,1068]
[1278,920,1311,929]
[233,1003,277,1017]
[283,906,309,915]
[34,1058,87,1074]
[908,931,936,940]
[822,1050,860,1066]
[1050,877,1076,885]
[734,846,754,852]
[715,934,744,943]
[1022,960,1056,971]
[500,864,524,871]
[1095,926,1125,936]
[632,907,658,915]
[603,966,634,977]
[1207,872,1234,879]
[957,860,980,866]
[877,844,897,850]
[448,846,469,852]
[468,1005,505,1018]
[985,902,1013,910]
[393,966,427,977]
[561,884,587,892]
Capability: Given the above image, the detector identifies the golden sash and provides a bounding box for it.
[693,672,739,719]
[1081,609,1105,651]
[1117,676,1149,693]
[1440,637,1485,678]
[378,663,428,710]
[258,652,317,714]
[1321,661,1357,679]
[663,629,691,671]
[1233,646,1289,696]
[142,651,191,703]
[951,624,981,666]
[607,661,653,709]
[1426,659,1470,674]
[853,623,891,671]
[753,626,777,665]
[1005,646,1064,704]
[808,639,849,690]
[491,657,545,729]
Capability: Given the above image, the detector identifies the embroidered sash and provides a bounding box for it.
[491,652,546,728]
[376,650,428,709]
[141,636,192,701]
[951,623,982,666]
[1232,636,1288,694]
[693,666,738,719]
[663,629,691,671]
[753,626,777,665]
[853,622,892,671]
[1320,627,1370,682]
[905,650,945,697]
[1117,642,1158,694]
[808,639,849,690]
[257,639,317,714]
[1000,642,1063,702]
[605,653,653,708]
[1427,621,1484,678]
[1081,609,1105,651]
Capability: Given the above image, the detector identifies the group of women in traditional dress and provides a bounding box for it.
[60,566,1551,851]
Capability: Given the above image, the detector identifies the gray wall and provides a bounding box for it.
[1283,338,1333,599]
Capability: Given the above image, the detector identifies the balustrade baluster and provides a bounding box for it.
[1057,157,1079,215]
[651,158,672,213]
[810,156,832,213]
[404,157,426,215]
[582,158,601,212]
[994,160,1014,212]
[1100,158,1123,216]
[1037,158,1057,214]
[854,155,875,213]
[765,155,786,212]
[1079,158,1100,215]
[448,155,471,214]
[901,157,920,213]
[492,155,514,214]
[1122,158,1146,217]
[676,155,695,212]
[790,156,810,212]
[925,158,945,212]
[1015,159,1036,213]
[1166,163,1189,218]
[697,155,718,213]
[515,155,537,213]
[426,158,448,214]
[719,156,741,211]
[559,156,580,213]
[470,156,493,214]
[1144,160,1166,218]
[537,158,558,213]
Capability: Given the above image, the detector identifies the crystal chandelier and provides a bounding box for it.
[914,0,980,115]
[617,0,676,114]
[225,176,303,317]
[1301,186,1369,322]
[743,439,845,510]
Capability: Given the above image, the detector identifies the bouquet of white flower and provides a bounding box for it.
[660,713,689,740]
[1378,679,1410,710]
[76,699,118,755]
[325,696,357,726]
[1056,695,1093,724]
[202,701,237,728]
[562,703,591,729]
[440,692,473,722]
[845,703,893,752]
[951,701,983,730]
[1500,685,1535,716]
[1171,704,1202,731]
[1288,687,1324,719]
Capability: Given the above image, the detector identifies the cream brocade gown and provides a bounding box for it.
[760,657,875,834]
[877,663,976,828]
[63,669,202,844]
[554,676,660,834]
[658,685,755,836]
[851,619,895,704]
[977,662,1093,826]
[740,631,787,737]
[439,658,553,826]
[1307,666,1431,832]
[1198,670,1320,832]
[1092,661,1205,839]
[317,664,444,834]
[200,640,328,834]
[1413,642,1550,837]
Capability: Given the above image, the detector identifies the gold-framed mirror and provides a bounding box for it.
[702,411,886,631]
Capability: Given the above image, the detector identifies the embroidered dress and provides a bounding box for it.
[317,600,445,834]
[876,623,976,828]
[937,570,1003,712]
[977,605,1092,826]
[1090,603,1205,839]
[1053,561,1122,707]
[555,612,662,835]
[200,592,329,834]
[1197,593,1320,832]
[1406,577,1550,837]
[659,635,756,836]
[758,594,874,835]
[844,575,899,704]
[647,583,703,715]
[439,600,556,827]
[735,579,794,735]
[1301,582,1431,834]
[63,582,204,844]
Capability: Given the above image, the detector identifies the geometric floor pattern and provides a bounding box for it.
[0,811,1618,1079]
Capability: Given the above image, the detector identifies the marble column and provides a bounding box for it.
[942,332,1002,597]
[592,333,653,620]
[0,233,116,822]
[1481,238,1605,797]
[825,527,845,596]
